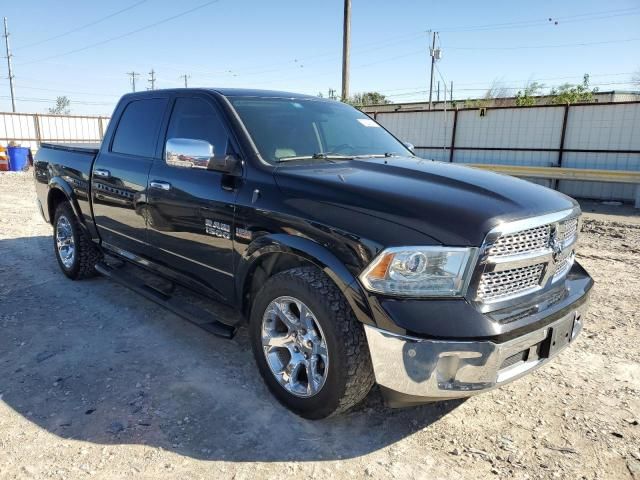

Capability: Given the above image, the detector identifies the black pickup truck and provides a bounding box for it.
[34,88,593,419]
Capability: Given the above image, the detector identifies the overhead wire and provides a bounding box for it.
[15,1,148,50]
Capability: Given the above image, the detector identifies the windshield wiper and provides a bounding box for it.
[353,152,398,159]
[276,152,353,163]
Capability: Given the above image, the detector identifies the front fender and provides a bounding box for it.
[236,233,375,327]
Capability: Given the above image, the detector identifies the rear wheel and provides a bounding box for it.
[249,266,374,419]
[53,202,102,280]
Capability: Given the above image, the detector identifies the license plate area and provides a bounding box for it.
[539,312,576,358]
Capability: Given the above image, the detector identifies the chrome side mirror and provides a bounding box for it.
[165,137,241,174]
[403,142,415,153]
[166,138,214,169]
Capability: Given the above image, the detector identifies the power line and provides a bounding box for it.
[446,37,640,51]
[5,83,121,98]
[0,94,113,106]
[437,6,640,32]
[16,0,221,66]
[15,1,147,50]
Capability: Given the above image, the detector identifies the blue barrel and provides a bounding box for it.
[7,146,30,171]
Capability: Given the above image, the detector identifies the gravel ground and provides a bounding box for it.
[1,171,639,480]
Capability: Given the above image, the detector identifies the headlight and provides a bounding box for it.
[359,246,477,297]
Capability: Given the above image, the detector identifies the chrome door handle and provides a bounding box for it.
[150,180,171,191]
[94,168,111,178]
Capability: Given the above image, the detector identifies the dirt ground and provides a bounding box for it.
[1,171,639,480]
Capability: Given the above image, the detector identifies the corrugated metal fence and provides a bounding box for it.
[373,101,640,202]
[2,103,639,202]
[0,112,110,151]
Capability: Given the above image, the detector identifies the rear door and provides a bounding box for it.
[92,96,169,259]
[146,94,238,303]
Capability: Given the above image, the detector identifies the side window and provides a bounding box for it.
[166,97,228,157]
[111,98,167,157]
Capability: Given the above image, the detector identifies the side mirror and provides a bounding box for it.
[403,142,415,153]
[165,138,240,174]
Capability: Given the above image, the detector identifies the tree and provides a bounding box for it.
[515,82,545,107]
[465,79,510,108]
[549,74,598,105]
[345,91,390,106]
[48,96,71,115]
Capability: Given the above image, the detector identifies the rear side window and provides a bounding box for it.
[111,98,167,157]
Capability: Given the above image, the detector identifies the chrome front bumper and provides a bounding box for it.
[364,301,588,403]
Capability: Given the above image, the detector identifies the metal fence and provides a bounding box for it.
[0,112,110,151]
[2,103,639,202]
[373,101,640,202]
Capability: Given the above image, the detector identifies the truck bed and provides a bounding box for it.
[34,142,100,229]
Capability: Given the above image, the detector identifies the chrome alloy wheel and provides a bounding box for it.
[261,296,329,398]
[56,215,76,269]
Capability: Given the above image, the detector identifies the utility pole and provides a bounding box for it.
[437,81,440,102]
[3,17,16,112]
[428,31,438,110]
[148,69,156,90]
[180,74,190,88]
[450,80,453,103]
[126,71,140,92]
[341,0,351,102]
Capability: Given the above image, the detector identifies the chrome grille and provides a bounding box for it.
[553,250,574,279]
[487,225,550,257]
[471,209,581,309]
[556,217,578,245]
[477,264,545,301]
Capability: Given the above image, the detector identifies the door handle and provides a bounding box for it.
[94,168,111,178]
[150,180,172,191]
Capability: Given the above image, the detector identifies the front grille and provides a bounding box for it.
[473,211,580,307]
[477,263,545,301]
[553,250,574,278]
[556,217,578,244]
[487,225,550,257]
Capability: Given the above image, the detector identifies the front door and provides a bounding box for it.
[146,95,238,303]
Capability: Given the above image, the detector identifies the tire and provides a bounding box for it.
[249,266,374,419]
[53,202,102,280]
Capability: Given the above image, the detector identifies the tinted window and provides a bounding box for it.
[166,97,228,156]
[112,98,167,157]
[229,97,410,163]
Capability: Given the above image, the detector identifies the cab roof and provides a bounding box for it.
[122,88,323,101]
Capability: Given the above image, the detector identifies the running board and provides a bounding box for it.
[95,262,237,339]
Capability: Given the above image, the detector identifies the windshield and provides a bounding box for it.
[228,97,411,163]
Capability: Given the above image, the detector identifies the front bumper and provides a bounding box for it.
[365,294,589,407]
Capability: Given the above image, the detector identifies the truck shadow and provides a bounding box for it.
[0,235,465,462]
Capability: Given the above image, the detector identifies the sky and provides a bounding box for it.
[1,0,639,115]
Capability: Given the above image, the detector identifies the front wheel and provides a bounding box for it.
[249,266,374,419]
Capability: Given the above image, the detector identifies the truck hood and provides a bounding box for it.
[273,157,578,246]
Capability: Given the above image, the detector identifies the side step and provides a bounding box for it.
[95,262,237,339]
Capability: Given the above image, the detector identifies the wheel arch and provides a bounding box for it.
[47,177,89,235]
[236,234,373,325]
